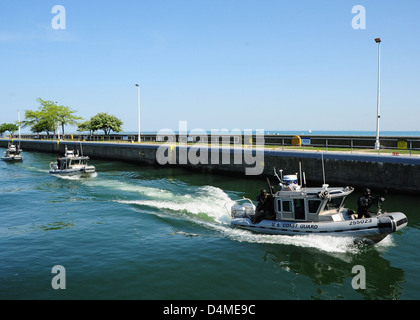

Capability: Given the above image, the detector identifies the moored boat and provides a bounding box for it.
[49,146,96,177]
[229,169,408,244]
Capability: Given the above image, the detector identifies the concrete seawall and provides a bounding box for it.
[2,139,419,194]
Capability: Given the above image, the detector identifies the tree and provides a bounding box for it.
[56,104,82,136]
[23,98,82,136]
[22,110,44,135]
[77,120,96,136]
[90,113,123,135]
[23,107,56,136]
[0,123,19,135]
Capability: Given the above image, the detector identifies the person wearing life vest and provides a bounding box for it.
[357,188,373,219]
[253,189,268,223]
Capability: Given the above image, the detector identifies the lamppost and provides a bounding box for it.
[55,101,60,140]
[135,84,141,143]
[18,110,21,141]
[374,38,381,150]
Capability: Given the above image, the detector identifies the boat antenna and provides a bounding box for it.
[299,162,302,187]
[266,177,274,196]
[321,153,326,185]
[18,110,21,149]
[80,141,84,157]
[273,167,282,183]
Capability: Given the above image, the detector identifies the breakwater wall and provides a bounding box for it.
[2,139,420,194]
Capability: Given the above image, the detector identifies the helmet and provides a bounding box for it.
[364,188,371,196]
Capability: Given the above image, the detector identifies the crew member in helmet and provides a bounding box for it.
[253,189,268,223]
[357,188,373,219]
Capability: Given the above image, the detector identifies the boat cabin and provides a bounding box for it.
[273,186,354,222]
[57,156,90,170]
[54,146,91,170]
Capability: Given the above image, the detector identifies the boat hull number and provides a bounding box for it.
[349,219,372,225]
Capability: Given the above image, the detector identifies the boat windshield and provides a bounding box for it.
[324,196,345,211]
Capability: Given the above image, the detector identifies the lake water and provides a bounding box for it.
[1,149,419,301]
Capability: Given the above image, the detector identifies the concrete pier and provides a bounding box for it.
[1,139,419,194]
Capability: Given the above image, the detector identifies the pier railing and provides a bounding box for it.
[3,133,420,156]
[264,135,420,156]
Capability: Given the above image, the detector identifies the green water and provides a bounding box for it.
[0,150,419,300]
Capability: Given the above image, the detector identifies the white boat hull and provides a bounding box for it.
[2,144,23,162]
[49,146,96,177]
[49,165,96,177]
[231,212,408,244]
[2,155,23,162]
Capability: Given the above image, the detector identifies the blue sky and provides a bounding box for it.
[1,0,419,133]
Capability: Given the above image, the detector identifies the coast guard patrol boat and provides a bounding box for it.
[229,168,408,244]
[2,142,23,162]
[49,146,96,177]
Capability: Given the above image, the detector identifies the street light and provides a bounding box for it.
[135,84,141,143]
[18,110,21,141]
[55,101,60,140]
[374,37,381,150]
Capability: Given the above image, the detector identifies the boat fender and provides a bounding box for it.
[318,190,330,200]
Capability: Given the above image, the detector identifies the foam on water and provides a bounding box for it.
[115,184,234,225]
[84,177,188,200]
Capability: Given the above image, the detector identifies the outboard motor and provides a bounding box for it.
[231,203,255,218]
[243,203,256,216]
[231,205,246,218]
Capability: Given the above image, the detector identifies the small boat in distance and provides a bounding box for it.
[2,111,23,162]
[229,167,408,244]
[2,142,23,162]
[49,146,96,177]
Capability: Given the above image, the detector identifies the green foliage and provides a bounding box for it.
[77,121,95,135]
[89,113,123,135]
[23,98,82,136]
[22,98,124,137]
[56,103,82,136]
[0,123,19,135]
